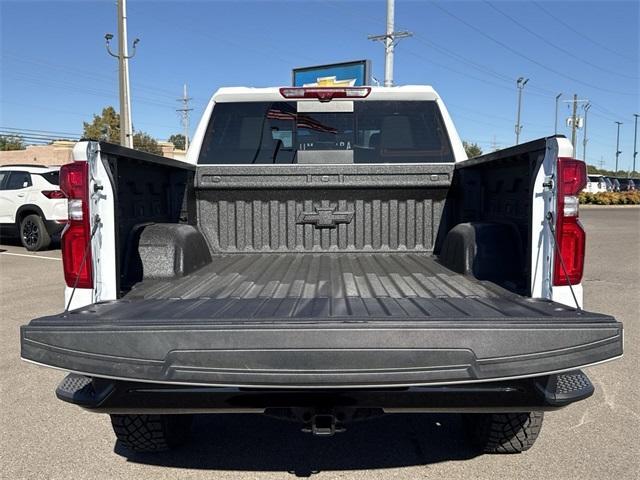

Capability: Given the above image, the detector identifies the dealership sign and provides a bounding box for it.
[292,60,372,87]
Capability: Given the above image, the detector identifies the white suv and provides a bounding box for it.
[0,165,67,251]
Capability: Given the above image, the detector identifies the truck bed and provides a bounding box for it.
[126,252,560,320]
[21,252,622,388]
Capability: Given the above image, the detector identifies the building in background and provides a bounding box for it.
[0,140,186,166]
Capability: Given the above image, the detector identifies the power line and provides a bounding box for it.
[321,0,554,97]
[0,131,80,144]
[1,52,181,99]
[0,101,192,135]
[129,3,301,66]
[427,1,637,96]
[0,126,82,137]
[589,109,619,124]
[591,102,624,121]
[0,129,80,139]
[5,72,180,110]
[532,1,638,63]
[483,1,637,80]
[0,131,78,140]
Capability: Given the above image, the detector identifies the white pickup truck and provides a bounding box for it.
[21,85,622,454]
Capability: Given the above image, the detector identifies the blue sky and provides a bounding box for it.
[1,0,638,170]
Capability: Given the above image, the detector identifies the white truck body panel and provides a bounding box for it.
[64,142,118,310]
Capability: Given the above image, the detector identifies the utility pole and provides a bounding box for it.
[554,93,562,135]
[105,0,139,148]
[176,83,193,151]
[562,96,588,156]
[570,94,578,155]
[515,77,529,145]
[582,103,591,162]
[614,121,623,173]
[368,0,412,87]
[633,114,639,174]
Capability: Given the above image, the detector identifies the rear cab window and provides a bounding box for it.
[198,101,454,164]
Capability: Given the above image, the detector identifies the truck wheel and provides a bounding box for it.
[110,414,193,452]
[20,214,51,251]
[464,411,544,453]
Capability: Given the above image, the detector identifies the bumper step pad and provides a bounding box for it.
[534,370,594,406]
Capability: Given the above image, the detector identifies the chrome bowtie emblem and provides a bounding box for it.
[297,207,354,229]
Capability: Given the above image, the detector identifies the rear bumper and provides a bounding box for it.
[55,370,596,414]
[21,312,622,388]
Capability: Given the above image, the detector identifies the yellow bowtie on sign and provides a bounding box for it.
[306,76,357,87]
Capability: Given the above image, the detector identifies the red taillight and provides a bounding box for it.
[553,158,587,286]
[279,87,371,101]
[59,161,93,289]
[41,190,66,199]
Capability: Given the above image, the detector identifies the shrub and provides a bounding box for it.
[579,191,640,205]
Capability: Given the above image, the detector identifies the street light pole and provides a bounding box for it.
[515,77,529,145]
[105,0,139,148]
[554,93,562,135]
[614,121,623,173]
[633,114,639,174]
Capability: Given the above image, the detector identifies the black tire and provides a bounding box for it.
[20,214,51,251]
[110,414,193,453]
[464,411,544,454]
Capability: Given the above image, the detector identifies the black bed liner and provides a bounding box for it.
[126,252,518,319]
[21,252,622,387]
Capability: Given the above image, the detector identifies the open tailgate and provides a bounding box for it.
[21,295,622,388]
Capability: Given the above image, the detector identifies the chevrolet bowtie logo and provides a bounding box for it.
[297,207,354,229]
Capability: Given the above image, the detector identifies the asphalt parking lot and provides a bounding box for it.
[1,207,638,480]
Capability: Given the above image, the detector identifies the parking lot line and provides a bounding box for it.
[0,252,61,261]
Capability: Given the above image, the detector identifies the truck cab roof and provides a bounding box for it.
[211,85,441,103]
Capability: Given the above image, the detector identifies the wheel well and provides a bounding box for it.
[16,205,45,225]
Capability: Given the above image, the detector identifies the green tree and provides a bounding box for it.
[82,106,161,155]
[463,141,483,158]
[0,135,25,151]
[83,106,120,143]
[133,131,162,155]
[168,133,186,150]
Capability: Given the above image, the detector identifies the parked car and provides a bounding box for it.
[603,177,613,191]
[21,85,622,455]
[585,175,607,193]
[0,165,67,250]
[609,178,621,192]
[618,178,636,191]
